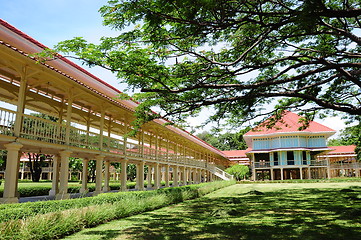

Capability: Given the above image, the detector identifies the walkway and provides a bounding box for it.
[0,19,232,204]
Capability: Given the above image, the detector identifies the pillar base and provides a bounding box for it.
[0,197,19,204]
[55,193,70,200]
[49,189,58,196]
[79,188,88,194]
[93,190,102,196]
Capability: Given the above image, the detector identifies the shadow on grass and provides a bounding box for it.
[81,187,361,240]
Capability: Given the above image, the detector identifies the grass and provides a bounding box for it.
[63,181,361,240]
[0,180,143,197]
[0,181,235,239]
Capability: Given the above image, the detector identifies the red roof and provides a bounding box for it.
[328,145,356,154]
[244,111,335,136]
[222,149,249,157]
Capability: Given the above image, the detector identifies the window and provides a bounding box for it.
[302,151,307,165]
[287,151,294,165]
[274,152,279,166]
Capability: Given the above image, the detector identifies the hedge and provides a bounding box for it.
[0,180,235,240]
[0,181,140,198]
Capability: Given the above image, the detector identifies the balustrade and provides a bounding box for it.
[0,107,219,171]
[0,107,16,136]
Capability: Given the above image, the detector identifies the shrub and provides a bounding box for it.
[0,180,235,240]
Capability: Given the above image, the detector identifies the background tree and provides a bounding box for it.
[127,164,137,181]
[69,158,83,181]
[225,164,250,181]
[26,152,52,182]
[328,120,361,160]
[48,0,360,129]
[197,127,249,150]
[0,150,6,171]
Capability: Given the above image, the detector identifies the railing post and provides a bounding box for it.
[99,108,105,151]
[14,71,28,137]
[65,94,73,146]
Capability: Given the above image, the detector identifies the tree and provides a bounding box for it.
[0,150,6,171]
[197,127,249,150]
[27,152,51,182]
[328,121,361,160]
[225,164,250,181]
[69,158,83,181]
[46,0,360,129]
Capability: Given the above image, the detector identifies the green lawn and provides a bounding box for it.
[64,182,361,240]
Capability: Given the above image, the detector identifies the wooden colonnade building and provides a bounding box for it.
[0,19,232,203]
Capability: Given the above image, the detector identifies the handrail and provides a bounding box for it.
[0,107,220,169]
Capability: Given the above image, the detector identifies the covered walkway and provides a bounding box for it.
[0,19,232,203]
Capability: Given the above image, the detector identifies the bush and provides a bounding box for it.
[0,182,139,198]
[0,180,235,240]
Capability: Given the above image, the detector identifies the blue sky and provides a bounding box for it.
[1,0,109,46]
[0,0,121,87]
[0,0,347,135]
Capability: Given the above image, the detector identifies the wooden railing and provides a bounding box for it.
[330,163,361,169]
[0,106,15,136]
[253,160,329,168]
[0,107,213,169]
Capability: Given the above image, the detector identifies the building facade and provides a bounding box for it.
[243,111,360,180]
[0,19,232,203]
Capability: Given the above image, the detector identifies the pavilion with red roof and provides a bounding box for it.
[221,111,360,180]
[243,111,342,180]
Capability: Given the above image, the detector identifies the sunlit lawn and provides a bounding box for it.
[64,182,361,240]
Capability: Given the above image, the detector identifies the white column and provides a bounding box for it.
[13,74,27,137]
[136,162,145,190]
[173,165,179,187]
[80,158,89,193]
[120,160,128,191]
[147,165,153,189]
[103,161,110,192]
[0,143,23,203]
[56,150,72,200]
[198,169,202,183]
[299,167,303,180]
[182,167,187,185]
[154,163,160,189]
[94,155,104,195]
[64,95,73,146]
[165,165,170,187]
[49,155,60,196]
[161,166,166,182]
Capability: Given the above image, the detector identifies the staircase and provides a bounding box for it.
[209,166,234,181]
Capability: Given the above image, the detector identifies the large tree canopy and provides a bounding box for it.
[51,0,361,127]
